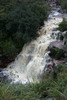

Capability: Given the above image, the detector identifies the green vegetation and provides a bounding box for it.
[0,64,67,100]
[60,35,64,41]
[58,21,67,32]
[0,0,50,57]
[56,0,67,10]
[49,47,65,59]
[56,0,67,13]
[0,1,67,100]
[0,40,18,56]
[61,0,67,11]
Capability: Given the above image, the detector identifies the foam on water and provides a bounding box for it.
[3,8,63,84]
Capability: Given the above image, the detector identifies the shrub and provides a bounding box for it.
[58,21,67,32]
[0,0,50,57]
[55,49,65,59]
[61,0,67,11]
[60,35,64,41]
[50,47,65,59]
[0,31,7,41]
[0,39,18,57]
[0,0,50,45]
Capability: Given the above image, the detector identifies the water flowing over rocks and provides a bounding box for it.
[1,6,64,84]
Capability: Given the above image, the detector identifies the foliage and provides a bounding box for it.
[0,0,50,57]
[61,0,67,11]
[49,47,65,59]
[58,21,67,32]
[0,39,18,57]
[60,35,64,41]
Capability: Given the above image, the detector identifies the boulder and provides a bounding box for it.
[49,41,64,49]
[0,71,11,84]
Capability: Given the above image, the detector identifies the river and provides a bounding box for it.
[2,6,63,84]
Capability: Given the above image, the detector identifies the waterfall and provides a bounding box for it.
[3,8,63,84]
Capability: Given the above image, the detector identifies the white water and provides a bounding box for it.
[3,8,63,84]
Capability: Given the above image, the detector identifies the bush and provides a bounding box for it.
[0,0,50,57]
[0,0,50,44]
[49,47,65,59]
[0,39,18,57]
[58,21,67,32]
[55,49,65,59]
[0,31,7,41]
[61,0,67,11]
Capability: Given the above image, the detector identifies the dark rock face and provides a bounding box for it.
[0,55,14,83]
[0,68,3,72]
[43,57,56,74]
[63,14,67,21]
[0,55,7,68]
[45,61,55,73]
[0,54,15,68]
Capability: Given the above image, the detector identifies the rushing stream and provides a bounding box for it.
[3,7,63,84]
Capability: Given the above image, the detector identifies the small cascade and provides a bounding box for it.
[3,7,63,84]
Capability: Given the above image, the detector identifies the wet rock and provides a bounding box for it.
[64,39,67,45]
[52,7,61,12]
[0,72,4,78]
[49,41,64,49]
[60,61,67,65]
[44,58,55,73]
[52,28,58,31]
[62,31,67,36]
[46,58,53,63]
[0,54,8,68]
[45,62,55,72]
[55,31,67,44]
[0,71,11,84]
[0,68,3,72]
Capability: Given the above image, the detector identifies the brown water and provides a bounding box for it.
[3,8,63,84]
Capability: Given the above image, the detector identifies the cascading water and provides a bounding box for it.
[3,8,63,84]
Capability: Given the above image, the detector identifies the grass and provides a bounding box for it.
[0,64,67,100]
